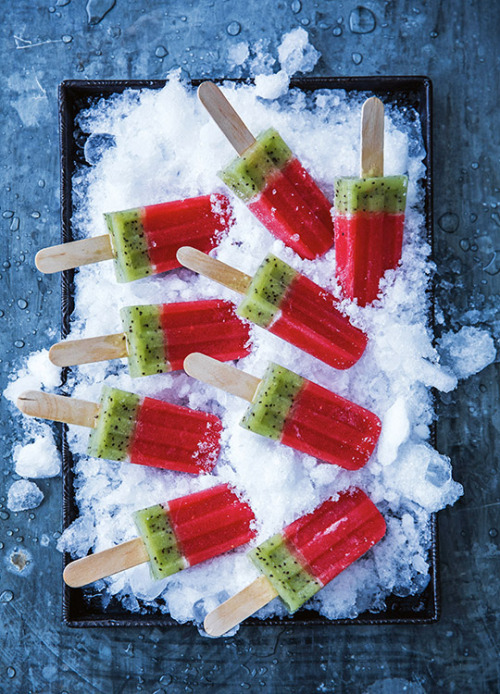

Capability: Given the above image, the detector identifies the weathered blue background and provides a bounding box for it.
[1,1,498,691]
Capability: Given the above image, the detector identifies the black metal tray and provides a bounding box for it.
[59,76,437,627]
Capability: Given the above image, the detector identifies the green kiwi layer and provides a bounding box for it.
[248,533,321,613]
[133,504,185,580]
[239,363,304,441]
[87,386,140,461]
[105,208,152,283]
[334,175,408,214]
[237,254,297,328]
[121,305,169,377]
[219,128,292,203]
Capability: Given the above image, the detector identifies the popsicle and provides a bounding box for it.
[204,488,386,635]
[184,354,381,469]
[35,194,233,282]
[177,247,368,370]
[63,484,256,587]
[49,299,251,376]
[198,81,333,260]
[17,386,223,474]
[334,97,408,306]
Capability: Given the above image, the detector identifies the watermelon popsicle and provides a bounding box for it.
[204,488,386,636]
[183,354,381,470]
[334,97,408,306]
[63,484,256,587]
[177,247,368,370]
[198,81,333,260]
[35,193,233,282]
[49,299,251,376]
[17,386,223,474]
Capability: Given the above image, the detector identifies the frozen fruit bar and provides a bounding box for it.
[240,363,381,469]
[248,488,386,612]
[87,386,222,473]
[237,254,367,370]
[121,299,251,377]
[134,484,256,580]
[105,193,232,282]
[219,129,333,260]
[334,175,408,306]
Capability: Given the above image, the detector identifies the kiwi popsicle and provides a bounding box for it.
[35,194,233,282]
[220,129,334,260]
[63,484,256,587]
[334,176,408,306]
[198,82,333,260]
[17,386,223,474]
[49,299,251,376]
[183,355,381,470]
[177,248,368,371]
[240,363,381,469]
[134,484,256,580]
[204,488,386,635]
[333,97,408,306]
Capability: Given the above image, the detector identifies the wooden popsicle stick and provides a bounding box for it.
[16,391,99,428]
[35,235,114,274]
[177,246,252,295]
[63,537,150,588]
[49,333,128,367]
[204,576,278,637]
[198,81,256,156]
[360,97,384,178]
[183,353,260,403]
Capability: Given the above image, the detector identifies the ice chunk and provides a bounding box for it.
[439,326,496,379]
[254,70,290,100]
[7,480,44,512]
[13,434,61,478]
[378,397,411,465]
[277,27,320,75]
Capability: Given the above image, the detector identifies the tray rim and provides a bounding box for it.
[58,75,438,628]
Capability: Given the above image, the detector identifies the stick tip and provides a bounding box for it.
[203,612,227,638]
[197,80,216,100]
[35,248,50,273]
[176,246,196,266]
[48,344,64,366]
[183,352,206,377]
[16,390,40,415]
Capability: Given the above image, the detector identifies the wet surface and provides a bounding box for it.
[0,1,498,691]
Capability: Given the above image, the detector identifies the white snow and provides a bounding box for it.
[438,326,496,380]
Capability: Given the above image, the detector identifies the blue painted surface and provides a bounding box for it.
[0,1,498,691]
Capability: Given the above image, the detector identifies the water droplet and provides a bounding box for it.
[6,667,16,679]
[56,0,71,6]
[0,590,13,603]
[438,212,459,233]
[155,45,168,58]
[332,26,342,36]
[17,299,28,309]
[14,340,25,349]
[430,30,438,38]
[291,0,302,13]
[86,0,116,25]
[300,17,310,26]
[470,212,478,222]
[2,211,14,219]
[459,239,470,251]
[108,25,121,38]
[62,35,73,44]
[226,21,241,36]
[48,6,56,13]
[10,217,19,232]
[0,511,9,520]
[471,161,479,169]
[351,52,363,65]
[31,211,40,219]
[349,6,376,33]
[0,310,4,318]
[489,528,498,538]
